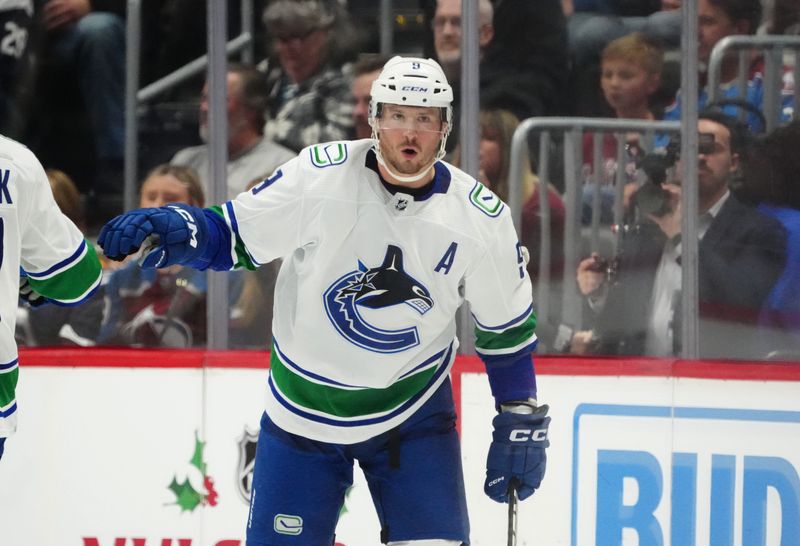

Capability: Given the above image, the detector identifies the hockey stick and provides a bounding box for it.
[507,478,520,546]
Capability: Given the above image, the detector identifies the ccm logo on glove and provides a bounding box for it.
[169,205,198,248]
[509,428,549,442]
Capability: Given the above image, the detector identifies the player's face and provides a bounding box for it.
[698,0,746,64]
[433,0,462,64]
[139,174,193,208]
[600,59,659,115]
[352,70,379,140]
[376,104,447,186]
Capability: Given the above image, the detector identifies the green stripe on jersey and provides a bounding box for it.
[209,205,257,270]
[270,351,436,418]
[0,367,19,407]
[475,312,537,352]
[28,242,101,302]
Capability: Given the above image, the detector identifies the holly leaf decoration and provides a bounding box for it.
[190,431,207,475]
[168,476,204,512]
[167,430,218,512]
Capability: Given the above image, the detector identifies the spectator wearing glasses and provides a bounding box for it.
[570,111,787,359]
[260,0,359,153]
[428,0,568,154]
[431,0,495,85]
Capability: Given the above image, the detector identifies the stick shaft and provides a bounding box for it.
[507,481,519,546]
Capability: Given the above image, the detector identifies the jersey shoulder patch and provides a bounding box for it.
[468,180,504,218]
[309,142,348,168]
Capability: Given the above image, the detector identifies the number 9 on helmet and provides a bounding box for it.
[368,56,454,164]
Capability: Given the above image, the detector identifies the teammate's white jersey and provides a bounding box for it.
[0,135,102,437]
[217,139,537,444]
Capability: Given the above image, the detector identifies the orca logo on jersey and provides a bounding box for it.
[323,245,433,353]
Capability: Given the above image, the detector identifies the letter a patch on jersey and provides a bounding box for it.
[435,242,458,275]
[310,143,348,168]
[469,181,503,217]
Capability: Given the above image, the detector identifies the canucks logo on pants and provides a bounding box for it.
[323,245,433,353]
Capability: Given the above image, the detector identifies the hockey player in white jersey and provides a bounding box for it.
[98,56,549,545]
[0,134,103,461]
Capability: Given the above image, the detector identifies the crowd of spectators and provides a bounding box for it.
[7,0,799,358]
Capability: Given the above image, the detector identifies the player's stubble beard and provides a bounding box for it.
[380,132,439,179]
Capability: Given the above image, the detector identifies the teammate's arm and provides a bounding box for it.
[99,157,306,270]
[18,154,102,305]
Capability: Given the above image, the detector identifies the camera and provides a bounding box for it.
[633,132,717,218]
[585,255,619,285]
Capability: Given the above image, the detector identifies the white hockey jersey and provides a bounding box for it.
[0,135,102,437]
[216,139,537,444]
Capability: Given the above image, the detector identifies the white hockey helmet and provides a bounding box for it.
[369,56,454,119]
[368,56,454,182]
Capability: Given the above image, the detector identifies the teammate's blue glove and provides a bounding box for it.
[484,403,550,503]
[98,204,209,269]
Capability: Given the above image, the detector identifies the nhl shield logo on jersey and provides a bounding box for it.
[323,245,433,353]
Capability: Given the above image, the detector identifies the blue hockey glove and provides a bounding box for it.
[484,403,550,503]
[0,437,5,461]
[98,204,209,269]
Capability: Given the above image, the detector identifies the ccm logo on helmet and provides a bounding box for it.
[509,429,548,442]
[401,85,429,92]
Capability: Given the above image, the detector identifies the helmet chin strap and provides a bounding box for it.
[373,144,435,184]
[371,124,449,185]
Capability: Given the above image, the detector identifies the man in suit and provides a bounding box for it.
[574,110,787,358]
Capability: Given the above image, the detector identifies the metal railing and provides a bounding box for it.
[123,0,255,212]
[122,1,404,350]
[708,35,800,132]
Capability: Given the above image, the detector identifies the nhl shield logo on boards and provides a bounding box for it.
[237,427,259,503]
